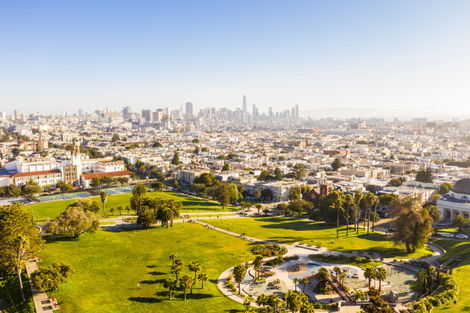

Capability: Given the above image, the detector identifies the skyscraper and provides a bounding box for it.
[141,109,151,122]
[295,104,299,119]
[185,102,193,116]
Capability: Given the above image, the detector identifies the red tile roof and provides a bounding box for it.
[11,169,62,178]
[81,170,132,180]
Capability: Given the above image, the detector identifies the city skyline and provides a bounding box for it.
[1,0,470,118]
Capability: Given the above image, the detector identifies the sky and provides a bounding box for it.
[1,0,470,119]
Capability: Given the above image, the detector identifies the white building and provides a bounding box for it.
[0,141,129,188]
[437,178,470,221]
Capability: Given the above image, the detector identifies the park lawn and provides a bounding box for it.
[40,222,252,313]
[435,227,459,233]
[432,239,470,261]
[433,240,470,312]
[28,191,236,221]
[203,217,431,259]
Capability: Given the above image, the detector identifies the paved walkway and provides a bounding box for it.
[25,259,58,313]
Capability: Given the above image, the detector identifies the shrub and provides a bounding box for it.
[251,244,287,257]
[32,263,73,291]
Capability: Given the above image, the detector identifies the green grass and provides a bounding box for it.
[27,192,237,221]
[435,227,459,233]
[433,239,470,261]
[204,217,431,259]
[432,239,470,312]
[40,223,252,313]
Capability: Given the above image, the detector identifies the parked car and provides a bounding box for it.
[436,231,455,238]
[456,234,469,239]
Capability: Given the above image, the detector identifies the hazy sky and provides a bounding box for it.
[1,0,470,118]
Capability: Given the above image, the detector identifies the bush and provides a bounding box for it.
[251,244,288,257]
[32,263,73,291]
[410,272,458,313]
[264,256,284,267]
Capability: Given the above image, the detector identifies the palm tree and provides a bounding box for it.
[330,191,345,238]
[293,277,299,291]
[100,191,107,217]
[188,261,201,281]
[198,273,207,289]
[353,191,363,233]
[376,267,387,291]
[371,196,380,229]
[362,193,378,234]
[301,277,309,293]
[168,200,181,227]
[255,203,263,215]
[179,275,194,300]
[171,264,182,282]
[344,194,354,236]
[253,255,263,279]
[233,264,247,293]
[364,267,374,290]
[333,266,341,278]
[165,278,177,299]
[131,183,147,217]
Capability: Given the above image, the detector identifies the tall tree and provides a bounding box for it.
[0,204,43,301]
[171,152,181,165]
[375,267,387,291]
[253,255,263,279]
[213,182,241,210]
[188,261,201,281]
[165,278,177,299]
[198,272,207,289]
[286,290,310,313]
[233,264,247,293]
[331,158,343,171]
[329,191,345,238]
[425,205,442,223]
[453,214,469,232]
[255,203,263,215]
[45,207,99,238]
[99,191,108,218]
[390,196,434,253]
[131,184,147,223]
[362,193,379,234]
[344,194,354,236]
[353,191,363,233]
[179,275,193,301]
[364,267,374,291]
[416,169,433,183]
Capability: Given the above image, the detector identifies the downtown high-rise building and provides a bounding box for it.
[185,102,193,116]
[141,109,151,122]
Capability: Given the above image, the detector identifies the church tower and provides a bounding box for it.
[71,139,82,177]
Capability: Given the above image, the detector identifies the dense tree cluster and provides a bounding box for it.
[90,176,129,188]
[0,204,43,301]
[130,160,165,180]
[191,173,242,208]
[165,254,207,301]
[0,181,42,198]
[131,184,182,228]
[415,169,434,183]
[31,263,73,291]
